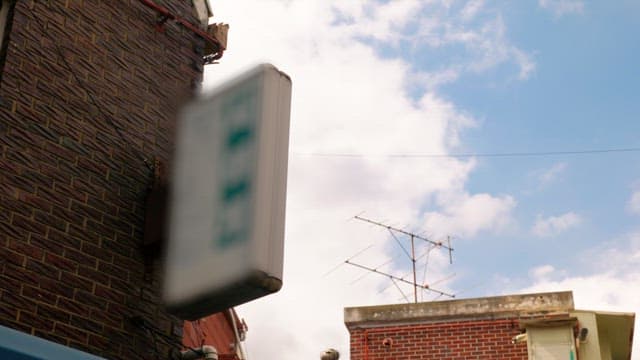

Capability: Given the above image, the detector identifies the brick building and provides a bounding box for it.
[0,0,227,358]
[183,309,248,360]
[344,291,634,359]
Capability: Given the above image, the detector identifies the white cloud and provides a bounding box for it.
[523,162,567,195]
[627,191,640,215]
[413,12,536,81]
[331,0,536,85]
[512,47,537,80]
[412,68,461,91]
[466,15,536,79]
[529,264,556,281]
[539,162,567,185]
[202,1,526,358]
[424,191,516,238]
[532,212,582,237]
[538,0,585,17]
[460,0,485,22]
[332,0,423,45]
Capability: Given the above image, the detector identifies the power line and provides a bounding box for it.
[33,3,154,172]
[294,147,640,159]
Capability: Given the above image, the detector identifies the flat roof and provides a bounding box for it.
[345,291,575,328]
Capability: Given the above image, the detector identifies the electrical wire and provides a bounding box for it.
[144,326,161,360]
[29,5,212,359]
[295,147,640,159]
[141,320,204,357]
[32,3,154,172]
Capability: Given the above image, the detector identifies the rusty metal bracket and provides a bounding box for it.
[137,0,225,61]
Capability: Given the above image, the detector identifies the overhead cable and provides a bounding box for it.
[296,147,640,159]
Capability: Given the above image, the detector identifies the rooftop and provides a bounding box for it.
[344,291,575,328]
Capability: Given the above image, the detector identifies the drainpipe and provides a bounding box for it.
[181,345,218,360]
[363,330,369,360]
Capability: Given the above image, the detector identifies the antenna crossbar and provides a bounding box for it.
[355,215,453,252]
[345,260,454,298]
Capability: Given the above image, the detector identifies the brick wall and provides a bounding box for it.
[0,1,207,358]
[183,310,246,360]
[348,319,528,360]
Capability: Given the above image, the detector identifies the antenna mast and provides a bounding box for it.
[348,215,455,302]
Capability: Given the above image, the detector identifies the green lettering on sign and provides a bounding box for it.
[223,180,250,203]
[227,127,253,149]
[213,79,260,250]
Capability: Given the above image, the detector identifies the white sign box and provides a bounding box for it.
[164,64,292,320]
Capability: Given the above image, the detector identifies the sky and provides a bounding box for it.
[203,1,640,358]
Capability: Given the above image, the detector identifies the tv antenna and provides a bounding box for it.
[345,215,455,303]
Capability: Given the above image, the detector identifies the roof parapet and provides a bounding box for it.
[345,291,574,328]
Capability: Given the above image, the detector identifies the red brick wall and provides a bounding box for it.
[0,1,207,358]
[183,310,245,359]
[348,319,528,360]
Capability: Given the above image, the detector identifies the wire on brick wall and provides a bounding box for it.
[31,3,155,173]
[132,315,203,359]
[150,324,202,357]
[144,326,162,360]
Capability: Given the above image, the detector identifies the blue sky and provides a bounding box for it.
[205,1,640,358]
[436,1,640,295]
